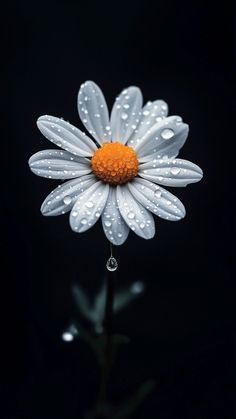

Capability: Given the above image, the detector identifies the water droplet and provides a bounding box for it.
[121,112,128,120]
[63,196,72,205]
[81,218,88,225]
[154,189,162,198]
[85,201,94,208]
[105,220,112,227]
[106,256,118,272]
[166,200,172,205]
[117,232,123,238]
[105,125,111,131]
[161,128,174,140]
[127,211,135,219]
[171,167,181,175]
[140,222,145,229]
[143,110,150,116]
[123,104,130,109]
[95,212,100,217]
[71,210,78,217]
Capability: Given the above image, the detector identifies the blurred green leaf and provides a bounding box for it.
[113,291,135,313]
[112,334,130,345]
[89,283,106,330]
[72,284,94,322]
[113,380,155,419]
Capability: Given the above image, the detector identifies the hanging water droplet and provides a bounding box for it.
[105,220,112,227]
[161,128,174,139]
[63,196,72,205]
[121,112,128,120]
[154,189,162,198]
[127,211,135,219]
[106,256,118,272]
[85,201,94,208]
[171,167,181,175]
[81,218,88,225]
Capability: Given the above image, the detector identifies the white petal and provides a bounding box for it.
[134,116,188,162]
[128,178,185,221]
[139,158,203,187]
[127,100,168,149]
[78,81,111,144]
[69,181,109,233]
[116,185,155,239]
[102,187,129,245]
[37,115,97,157]
[110,86,143,144]
[41,174,96,216]
[29,149,91,179]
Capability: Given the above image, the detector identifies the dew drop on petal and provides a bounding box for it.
[140,222,145,229]
[127,211,135,219]
[121,112,128,120]
[171,167,181,175]
[105,220,112,227]
[154,189,162,198]
[81,218,88,225]
[63,196,72,205]
[161,128,174,139]
[71,210,78,217]
[85,201,94,208]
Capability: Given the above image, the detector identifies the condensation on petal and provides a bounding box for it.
[101,187,129,245]
[78,81,111,144]
[110,86,143,144]
[37,115,97,157]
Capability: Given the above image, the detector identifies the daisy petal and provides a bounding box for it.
[70,181,109,233]
[29,149,91,179]
[102,187,129,245]
[41,174,96,216]
[134,116,188,161]
[110,86,143,144]
[128,100,168,148]
[78,81,111,144]
[128,178,185,221]
[139,158,203,187]
[37,116,97,157]
[116,185,155,239]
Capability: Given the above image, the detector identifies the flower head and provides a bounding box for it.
[29,81,203,245]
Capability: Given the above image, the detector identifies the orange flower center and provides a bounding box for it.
[91,142,139,185]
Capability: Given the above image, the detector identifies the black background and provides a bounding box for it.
[1,1,233,418]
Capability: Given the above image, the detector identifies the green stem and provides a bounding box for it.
[96,243,115,417]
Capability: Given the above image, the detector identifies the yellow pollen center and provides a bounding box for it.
[91,142,139,185]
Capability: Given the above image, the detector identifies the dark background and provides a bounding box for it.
[1,1,233,418]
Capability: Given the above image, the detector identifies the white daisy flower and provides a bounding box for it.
[29,81,203,245]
